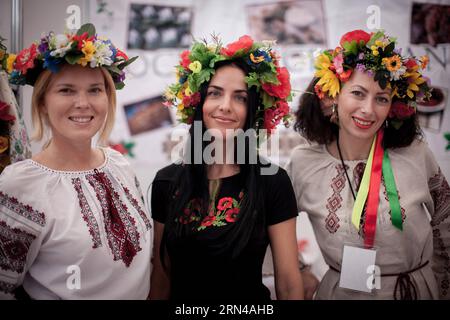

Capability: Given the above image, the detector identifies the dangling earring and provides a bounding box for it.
[331,103,339,124]
[385,119,389,128]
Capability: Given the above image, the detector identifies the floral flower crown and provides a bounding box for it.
[6,23,137,90]
[164,35,292,133]
[314,29,432,128]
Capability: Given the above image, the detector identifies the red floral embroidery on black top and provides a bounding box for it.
[0,220,36,273]
[225,208,240,223]
[177,198,202,225]
[176,191,244,231]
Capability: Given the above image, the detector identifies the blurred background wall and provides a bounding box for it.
[1,0,449,296]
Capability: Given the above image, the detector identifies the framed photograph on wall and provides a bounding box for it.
[246,0,327,45]
[410,3,450,46]
[124,95,173,136]
[127,3,193,50]
[417,86,448,133]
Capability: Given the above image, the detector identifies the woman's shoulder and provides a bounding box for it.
[389,138,431,160]
[389,138,440,175]
[104,147,131,167]
[289,142,326,162]
[257,162,294,190]
[287,142,331,171]
[0,160,49,226]
[153,162,184,182]
[0,159,44,186]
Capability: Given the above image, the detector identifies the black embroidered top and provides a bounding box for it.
[151,163,298,301]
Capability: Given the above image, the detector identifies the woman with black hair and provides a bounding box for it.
[287,29,450,300]
[149,36,304,300]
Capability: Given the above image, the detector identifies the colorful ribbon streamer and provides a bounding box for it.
[363,130,384,248]
[382,151,403,231]
[350,129,404,248]
[351,136,376,230]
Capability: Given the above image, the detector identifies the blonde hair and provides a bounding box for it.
[31,66,117,147]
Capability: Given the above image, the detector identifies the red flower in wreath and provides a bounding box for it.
[180,50,191,70]
[405,58,417,70]
[116,49,129,61]
[182,92,201,107]
[276,100,289,115]
[217,197,233,211]
[264,108,277,133]
[15,43,38,75]
[0,101,16,122]
[72,32,94,50]
[389,101,415,119]
[225,208,240,223]
[201,215,216,227]
[339,29,371,47]
[314,84,325,99]
[338,69,352,82]
[264,100,289,133]
[261,67,291,99]
[220,35,254,57]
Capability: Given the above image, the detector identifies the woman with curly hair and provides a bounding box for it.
[287,29,449,300]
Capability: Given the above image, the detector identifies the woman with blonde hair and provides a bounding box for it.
[0,23,151,299]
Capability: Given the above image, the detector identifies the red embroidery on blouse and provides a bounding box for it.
[0,280,15,294]
[72,178,102,249]
[429,169,450,297]
[0,220,36,273]
[325,165,346,233]
[87,171,141,267]
[0,192,46,227]
[121,184,151,230]
[429,169,450,226]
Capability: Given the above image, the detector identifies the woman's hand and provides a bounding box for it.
[149,221,171,299]
[301,268,320,300]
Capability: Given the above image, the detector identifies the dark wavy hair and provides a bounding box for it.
[160,59,268,264]
[294,77,423,149]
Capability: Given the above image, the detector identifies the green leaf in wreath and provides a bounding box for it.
[262,91,275,109]
[117,56,138,70]
[383,42,395,56]
[65,53,84,65]
[76,23,96,37]
[367,30,384,48]
[245,72,261,89]
[105,64,122,74]
[114,82,125,90]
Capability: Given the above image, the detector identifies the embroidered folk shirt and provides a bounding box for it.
[286,139,450,299]
[0,148,152,299]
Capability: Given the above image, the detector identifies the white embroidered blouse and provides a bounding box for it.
[286,139,450,299]
[0,148,152,299]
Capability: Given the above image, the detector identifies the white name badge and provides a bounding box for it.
[339,245,378,293]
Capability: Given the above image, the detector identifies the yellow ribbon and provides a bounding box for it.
[351,136,377,230]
